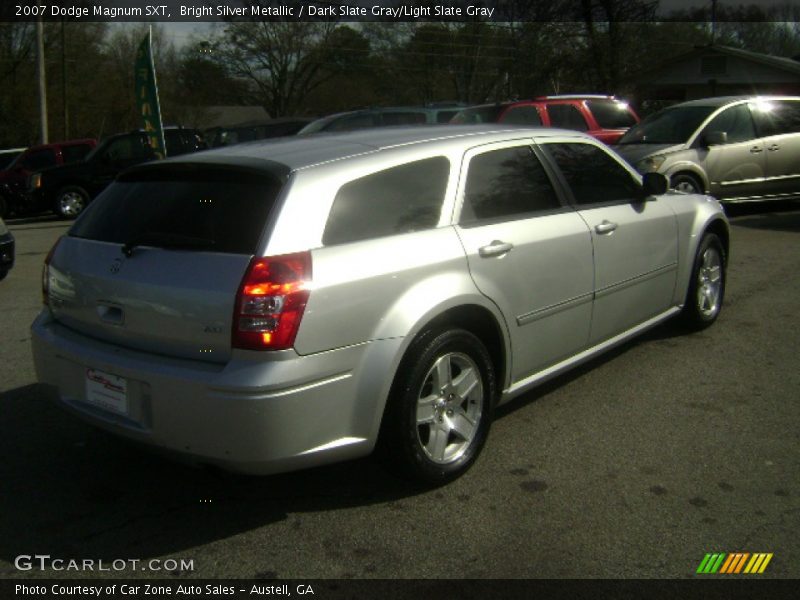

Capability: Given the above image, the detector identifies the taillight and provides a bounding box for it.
[42,236,62,306]
[232,252,312,351]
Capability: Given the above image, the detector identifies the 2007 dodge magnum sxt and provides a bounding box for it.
[32,126,729,484]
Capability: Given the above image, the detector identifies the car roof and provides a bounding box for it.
[162,125,589,172]
[668,95,800,109]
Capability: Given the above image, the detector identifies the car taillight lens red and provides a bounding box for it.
[232,252,312,351]
[42,236,62,306]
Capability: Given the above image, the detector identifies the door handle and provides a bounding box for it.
[767,144,780,152]
[594,220,618,234]
[478,240,514,258]
[750,146,763,154]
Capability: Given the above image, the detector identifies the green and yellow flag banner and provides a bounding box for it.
[135,29,166,159]
[696,552,773,574]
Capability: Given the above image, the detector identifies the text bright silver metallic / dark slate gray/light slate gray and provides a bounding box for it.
[31,126,729,484]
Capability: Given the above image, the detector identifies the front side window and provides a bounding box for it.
[381,112,427,126]
[547,104,589,131]
[543,143,641,206]
[325,113,377,132]
[323,157,449,245]
[702,104,756,144]
[461,146,560,223]
[617,105,716,145]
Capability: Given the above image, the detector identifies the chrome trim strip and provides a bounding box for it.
[501,306,682,404]
[595,262,677,299]
[517,292,594,326]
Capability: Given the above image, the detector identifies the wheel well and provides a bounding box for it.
[671,171,704,191]
[705,218,730,264]
[421,305,507,391]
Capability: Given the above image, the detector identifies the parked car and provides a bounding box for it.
[614,95,800,201]
[0,139,96,218]
[450,95,640,144]
[0,216,14,280]
[27,127,206,219]
[298,105,465,134]
[205,118,312,147]
[32,126,729,484]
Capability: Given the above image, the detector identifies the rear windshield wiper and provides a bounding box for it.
[121,232,215,257]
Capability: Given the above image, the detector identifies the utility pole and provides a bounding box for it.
[61,19,68,139]
[711,0,718,45]
[36,4,49,144]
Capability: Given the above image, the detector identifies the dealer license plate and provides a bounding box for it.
[85,368,128,416]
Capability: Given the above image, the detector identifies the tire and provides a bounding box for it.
[671,173,703,195]
[53,186,89,219]
[378,328,496,485]
[681,233,726,329]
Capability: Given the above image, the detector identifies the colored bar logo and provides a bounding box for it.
[696,552,773,574]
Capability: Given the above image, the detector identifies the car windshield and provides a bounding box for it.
[83,138,112,161]
[617,105,717,145]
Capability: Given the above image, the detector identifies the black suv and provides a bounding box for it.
[28,128,207,218]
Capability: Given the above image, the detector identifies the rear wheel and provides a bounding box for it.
[671,173,703,195]
[378,328,495,485]
[681,233,725,329]
[54,186,89,219]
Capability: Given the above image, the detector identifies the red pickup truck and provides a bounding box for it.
[0,138,96,218]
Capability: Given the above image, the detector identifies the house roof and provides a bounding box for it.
[631,44,800,85]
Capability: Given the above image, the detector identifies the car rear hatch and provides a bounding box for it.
[46,162,286,364]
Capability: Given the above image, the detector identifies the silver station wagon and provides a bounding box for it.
[31,126,729,484]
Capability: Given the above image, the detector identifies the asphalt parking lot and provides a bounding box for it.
[0,202,798,580]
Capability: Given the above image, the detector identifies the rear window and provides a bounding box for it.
[586,100,637,129]
[70,165,282,255]
[323,157,450,246]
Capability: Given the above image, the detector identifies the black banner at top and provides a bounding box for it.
[2,0,797,23]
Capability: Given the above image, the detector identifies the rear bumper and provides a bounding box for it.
[31,311,402,474]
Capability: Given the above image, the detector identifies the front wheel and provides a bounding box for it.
[671,173,703,195]
[54,186,89,219]
[378,328,496,485]
[681,233,726,329]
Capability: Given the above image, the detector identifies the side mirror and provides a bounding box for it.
[704,131,727,146]
[642,172,668,197]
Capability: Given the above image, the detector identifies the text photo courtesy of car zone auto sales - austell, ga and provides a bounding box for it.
[1,1,799,598]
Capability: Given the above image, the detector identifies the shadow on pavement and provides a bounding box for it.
[0,383,425,566]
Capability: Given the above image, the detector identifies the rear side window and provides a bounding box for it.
[501,106,543,126]
[547,104,589,131]
[461,146,560,223]
[752,100,800,137]
[543,143,640,206]
[69,165,282,255]
[587,100,637,129]
[323,157,449,245]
